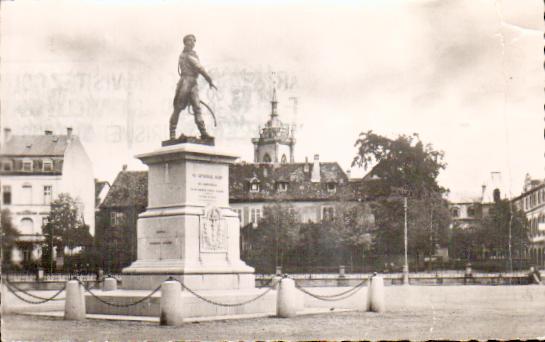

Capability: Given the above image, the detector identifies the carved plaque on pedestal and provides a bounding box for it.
[199,207,227,253]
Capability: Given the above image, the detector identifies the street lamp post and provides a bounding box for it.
[403,196,409,285]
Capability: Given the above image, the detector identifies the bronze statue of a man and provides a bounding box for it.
[169,34,217,140]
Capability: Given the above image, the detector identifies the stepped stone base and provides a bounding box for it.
[85,288,276,318]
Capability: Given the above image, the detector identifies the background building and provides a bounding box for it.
[512,173,545,268]
[95,166,145,271]
[0,128,95,266]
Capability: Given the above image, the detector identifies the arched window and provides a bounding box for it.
[20,217,34,235]
[262,153,272,163]
[281,154,287,164]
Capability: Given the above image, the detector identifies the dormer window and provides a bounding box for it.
[22,160,32,172]
[250,182,260,193]
[277,182,288,192]
[2,160,12,171]
[43,160,53,172]
[327,182,337,193]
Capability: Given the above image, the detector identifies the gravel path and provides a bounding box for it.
[3,285,545,340]
[3,304,545,341]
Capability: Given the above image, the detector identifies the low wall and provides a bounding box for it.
[256,272,534,287]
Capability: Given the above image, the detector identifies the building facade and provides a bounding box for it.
[512,174,545,268]
[0,128,95,266]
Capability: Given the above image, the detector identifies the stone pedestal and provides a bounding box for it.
[122,143,254,289]
[86,142,275,317]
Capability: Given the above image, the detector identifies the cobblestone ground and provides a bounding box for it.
[3,303,545,341]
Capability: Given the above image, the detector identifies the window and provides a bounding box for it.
[263,153,272,163]
[250,182,260,193]
[43,185,52,204]
[43,160,53,172]
[322,206,335,221]
[110,211,125,226]
[281,154,287,164]
[22,160,32,172]
[2,161,12,171]
[2,185,11,205]
[277,182,288,192]
[451,207,459,218]
[20,217,34,235]
[467,206,475,217]
[22,184,32,204]
[327,182,337,193]
[250,208,261,225]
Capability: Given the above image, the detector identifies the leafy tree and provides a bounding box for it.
[352,131,450,267]
[449,223,482,261]
[42,193,93,271]
[353,131,446,198]
[480,198,528,265]
[1,209,20,266]
[244,203,300,273]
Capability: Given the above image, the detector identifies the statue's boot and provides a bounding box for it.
[196,119,212,140]
[169,126,176,140]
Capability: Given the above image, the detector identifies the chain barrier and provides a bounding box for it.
[77,278,162,308]
[293,278,367,302]
[176,277,279,307]
[4,281,66,304]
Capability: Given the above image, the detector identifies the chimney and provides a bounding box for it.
[3,128,12,145]
[66,127,73,138]
[44,130,53,135]
[303,156,309,173]
[311,154,320,182]
[122,164,127,171]
[481,184,486,202]
[346,169,351,180]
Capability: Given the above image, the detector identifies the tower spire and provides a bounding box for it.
[271,76,278,117]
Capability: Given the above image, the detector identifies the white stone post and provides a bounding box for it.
[64,280,86,320]
[1,283,11,314]
[103,277,117,291]
[160,279,183,326]
[276,277,297,318]
[368,274,385,313]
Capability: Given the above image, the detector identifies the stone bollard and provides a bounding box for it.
[276,277,297,318]
[36,267,44,281]
[64,280,86,320]
[103,277,117,291]
[160,279,183,326]
[272,275,282,290]
[339,265,346,278]
[1,283,10,314]
[367,274,385,313]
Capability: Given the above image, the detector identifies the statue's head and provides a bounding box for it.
[183,34,196,50]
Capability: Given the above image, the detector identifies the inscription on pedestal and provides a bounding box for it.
[188,163,227,206]
[199,207,227,253]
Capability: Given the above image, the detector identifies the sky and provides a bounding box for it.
[1,0,542,200]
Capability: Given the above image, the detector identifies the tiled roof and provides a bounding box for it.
[0,135,72,156]
[101,162,362,208]
[229,162,356,202]
[101,171,148,208]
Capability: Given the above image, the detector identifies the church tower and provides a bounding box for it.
[251,87,296,164]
